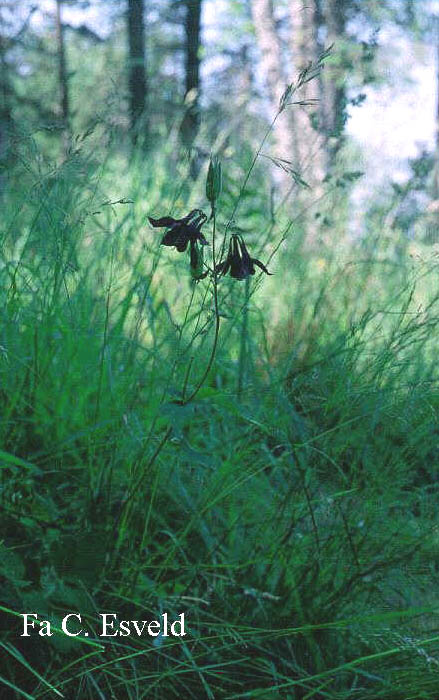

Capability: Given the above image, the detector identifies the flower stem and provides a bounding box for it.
[237,274,250,399]
[182,203,220,405]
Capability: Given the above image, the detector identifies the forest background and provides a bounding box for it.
[3,1,439,698]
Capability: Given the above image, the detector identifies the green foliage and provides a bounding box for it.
[1,0,439,695]
[1,130,439,699]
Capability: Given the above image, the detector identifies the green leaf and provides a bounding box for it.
[0,450,41,474]
[0,544,26,586]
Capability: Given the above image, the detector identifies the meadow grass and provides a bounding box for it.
[1,130,439,699]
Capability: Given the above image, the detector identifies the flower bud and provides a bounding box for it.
[206,155,222,204]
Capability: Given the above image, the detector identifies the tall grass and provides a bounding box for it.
[1,126,439,699]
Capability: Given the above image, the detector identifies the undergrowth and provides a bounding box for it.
[1,123,439,699]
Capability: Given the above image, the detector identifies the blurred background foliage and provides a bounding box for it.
[2,0,439,241]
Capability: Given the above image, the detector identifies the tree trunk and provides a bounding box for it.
[127,0,147,145]
[289,0,325,185]
[323,0,347,169]
[181,0,202,158]
[0,31,11,195]
[433,22,439,200]
[426,19,439,243]
[55,0,70,152]
[250,0,295,188]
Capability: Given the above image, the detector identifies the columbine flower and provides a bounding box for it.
[148,209,209,252]
[215,234,272,280]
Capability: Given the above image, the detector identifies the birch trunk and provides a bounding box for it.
[289,0,325,186]
[251,0,295,186]
[323,0,347,169]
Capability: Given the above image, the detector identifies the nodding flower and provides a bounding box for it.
[148,209,209,252]
[215,234,272,280]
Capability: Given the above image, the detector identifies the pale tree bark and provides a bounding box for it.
[323,0,347,169]
[289,0,325,187]
[0,2,37,188]
[433,23,439,200]
[238,44,252,99]
[250,0,295,187]
[0,32,11,195]
[426,20,439,243]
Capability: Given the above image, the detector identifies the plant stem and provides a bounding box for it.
[182,203,220,405]
[238,274,250,399]
[112,206,221,557]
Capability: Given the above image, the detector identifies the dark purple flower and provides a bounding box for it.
[148,209,209,252]
[216,234,272,280]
